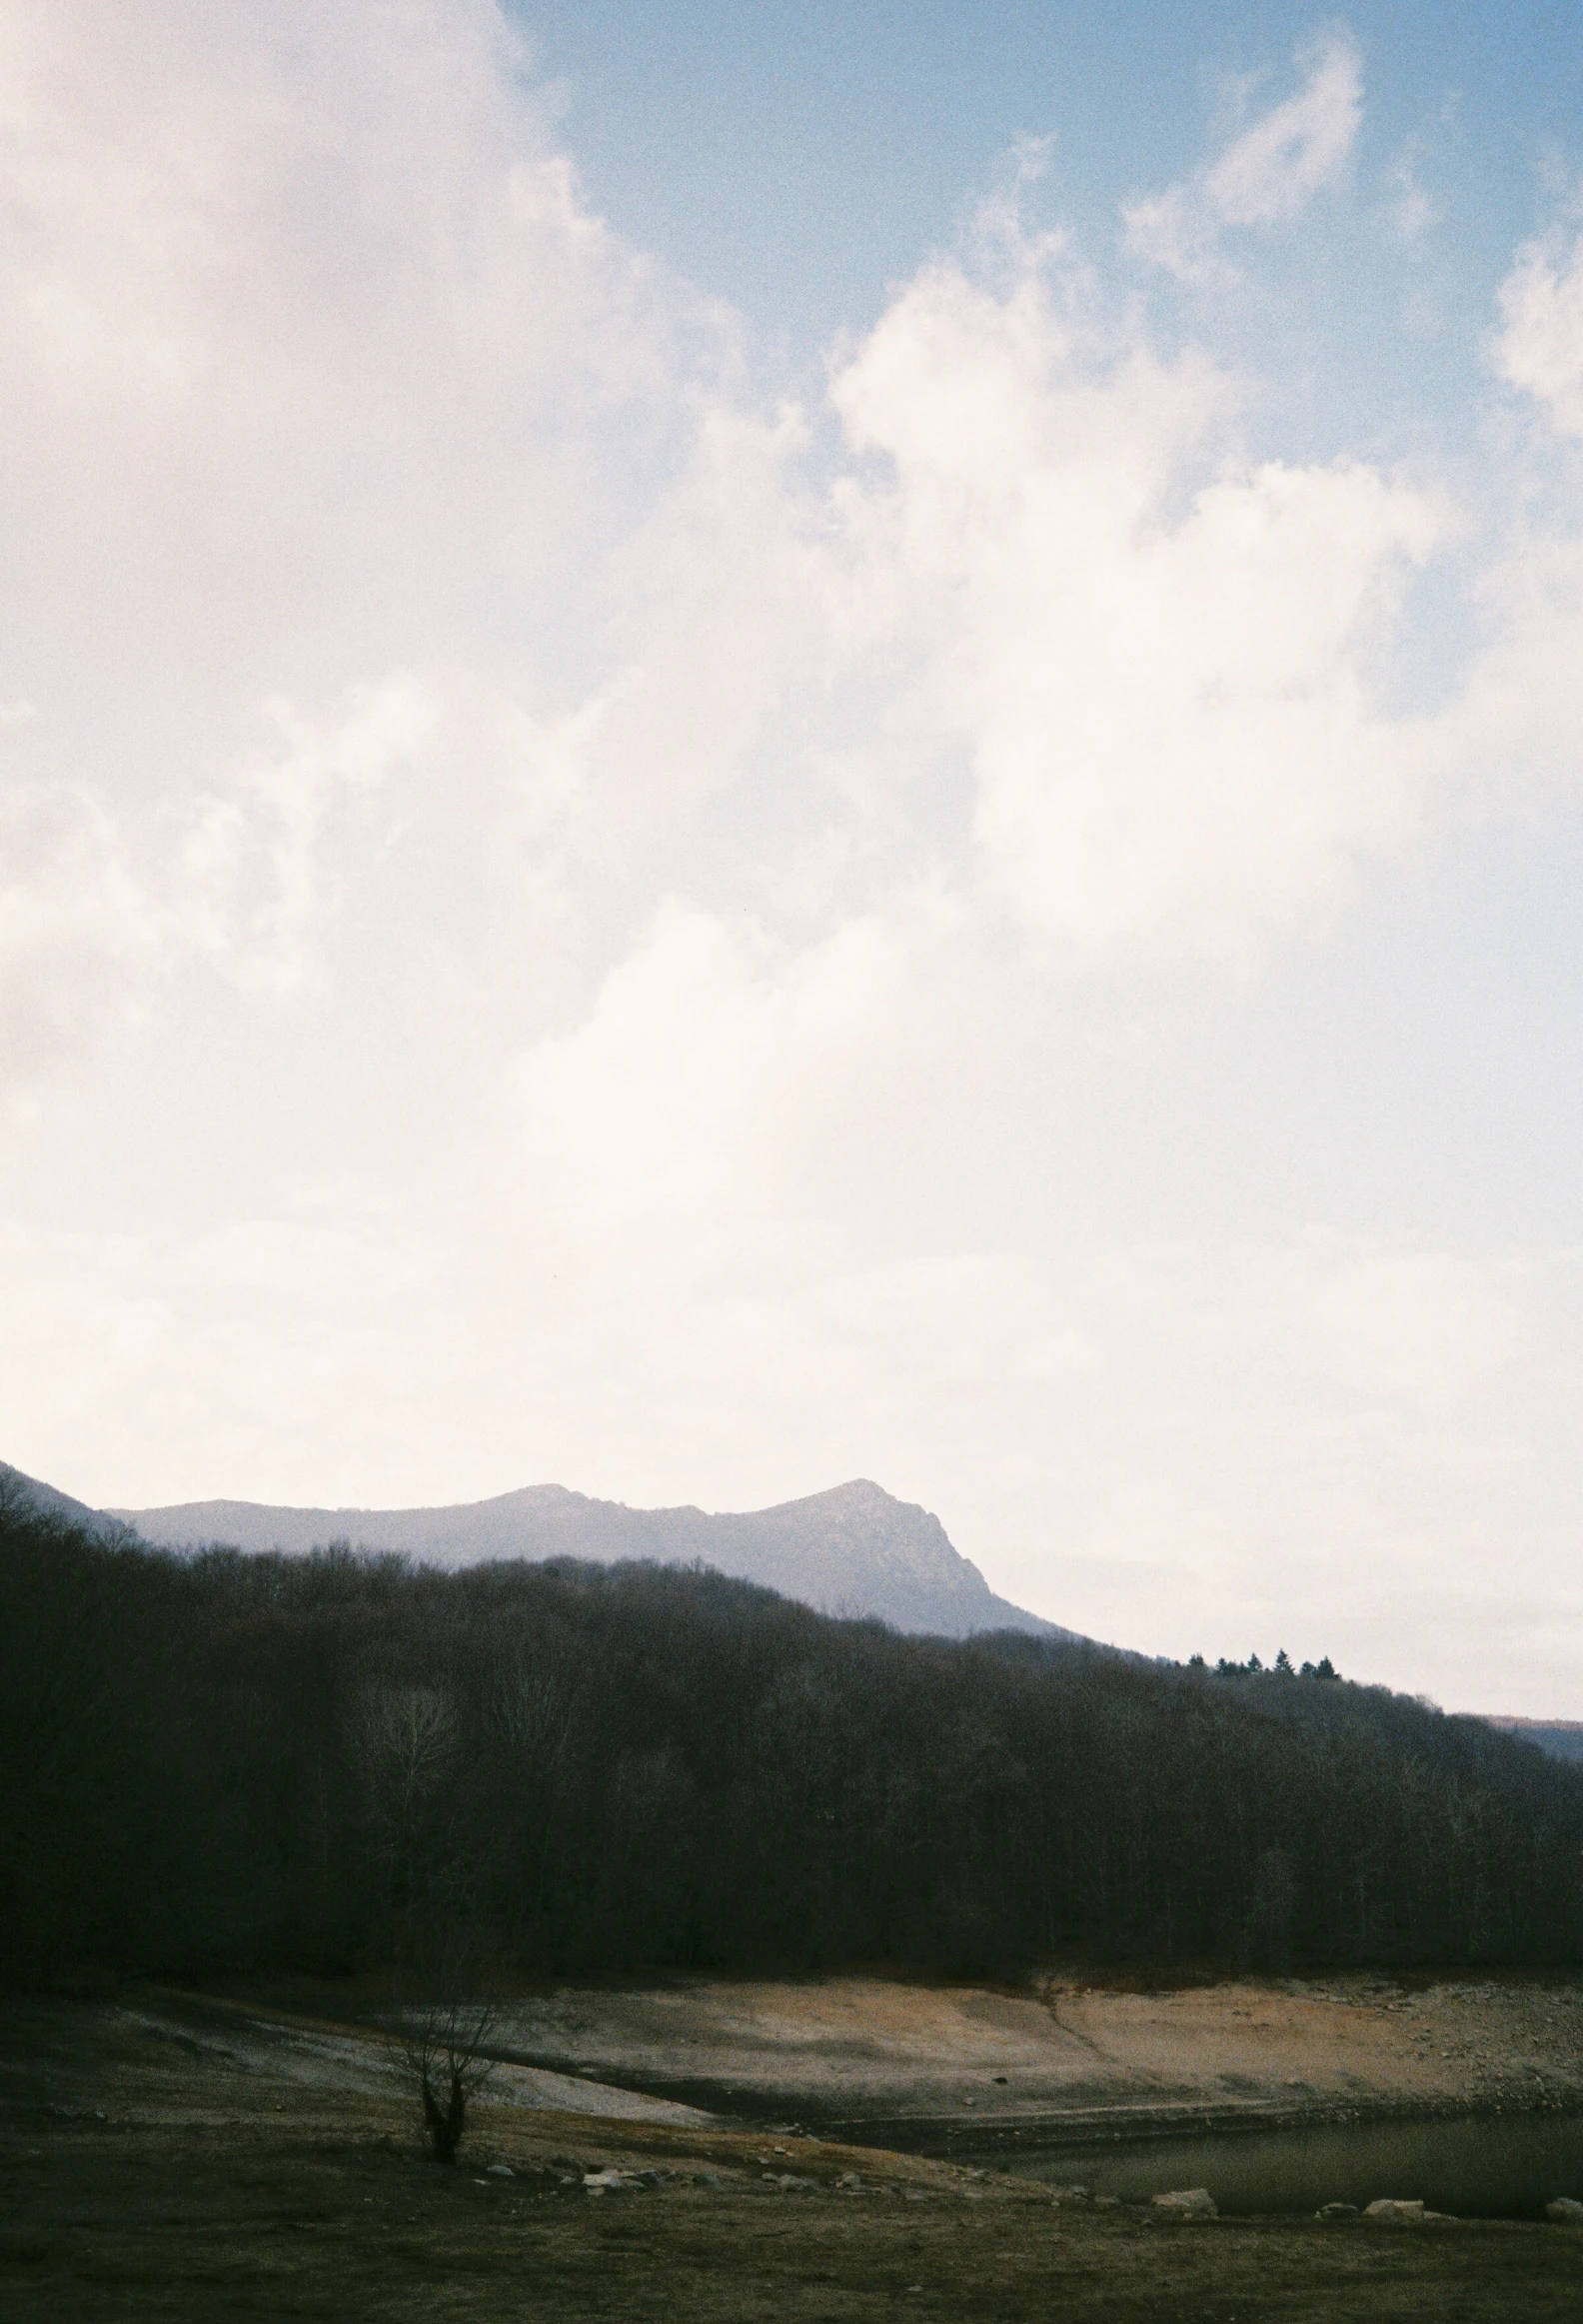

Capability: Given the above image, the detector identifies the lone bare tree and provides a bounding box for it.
[399,1986,497,2164]
[352,1679,500,2161]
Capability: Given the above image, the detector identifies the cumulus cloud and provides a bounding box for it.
[512,892,953,1241]
[1430,210,1583,806]
[7,3,1583,1713]
[828,244,1443,956]
[0,0,723,793]
[0,0,734,1093]
[0,1,1439,1092]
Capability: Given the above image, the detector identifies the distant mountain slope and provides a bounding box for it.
[1481,1717,1583,1767]
[107,1475,1072,1640]
[0,1458,122,1537]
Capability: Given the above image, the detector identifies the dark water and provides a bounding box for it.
[997,2109,1583,2219]
[482,2033,1583,2220]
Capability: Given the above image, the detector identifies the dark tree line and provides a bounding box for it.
[4,1481,1582,1989]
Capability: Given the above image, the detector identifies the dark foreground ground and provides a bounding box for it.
[4,1993,1583,2322]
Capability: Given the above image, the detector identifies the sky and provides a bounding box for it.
[3,3,1583,1713]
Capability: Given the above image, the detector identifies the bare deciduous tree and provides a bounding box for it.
[351,1681,458,1917]
[399,1988,497,2165]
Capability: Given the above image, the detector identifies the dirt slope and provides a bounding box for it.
[6,1988,1583,2322]
[485,1970,1583,2132]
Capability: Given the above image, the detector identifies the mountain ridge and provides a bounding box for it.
[101,1474,1071,1640]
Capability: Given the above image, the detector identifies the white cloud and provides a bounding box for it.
[0,776,155,1116]
[1205,36,1362,226]
[1121,187,1231,288]
[1124,33,1361,282]
[181,674,448,997]
[1496,225,1583,440]
[1385,146,1439,248]
[828,246,1443,956]
[0,0,724,789]
[514,894,936,1231]
[1429,210,1583,810]
[0,0,747,1114]
[6,4,1583,1720]
[0,3,1444,1088]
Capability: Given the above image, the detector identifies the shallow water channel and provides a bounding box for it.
[994,2110,1583,2218]
[485,2034,1583,2219]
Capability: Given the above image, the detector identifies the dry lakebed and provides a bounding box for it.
[6,1970,1583,2319]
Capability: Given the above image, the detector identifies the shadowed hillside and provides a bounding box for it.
[1482,1717,1583,1767]
[0,1458,121,1539]
[5,1482,1582,1989]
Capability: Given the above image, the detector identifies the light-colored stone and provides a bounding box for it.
[1152,2187,1218,2218]
[1364,2198,1425,2224]
[1546,2197,1583,2225]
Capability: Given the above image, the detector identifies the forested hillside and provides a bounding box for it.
[1484,1717,1583,1767]
[4,1484,1581,1989]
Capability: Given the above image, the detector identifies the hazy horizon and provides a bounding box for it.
[4,4,1583,1712]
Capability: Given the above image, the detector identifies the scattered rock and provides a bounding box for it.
[582,2168,632,2195]
[1048,2185,1091,2206]
[1363,2198,1425,2224]
[1151,2188,1217,2219]
[835,2171,863,2192]
[770,2172,818,2193]
[485,2163,514,2178]
[501,2164,564,2192]
[1546,2197,1583,2225]
[1317,2201,1359,2218]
